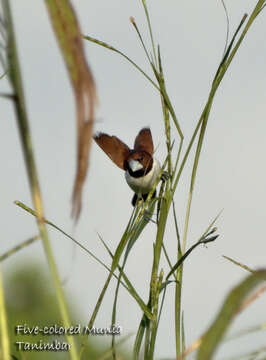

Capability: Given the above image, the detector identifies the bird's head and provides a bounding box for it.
[125,151,153,177]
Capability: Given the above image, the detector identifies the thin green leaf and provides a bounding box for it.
[223,255,255,273]
[14,201,151,325]
[200,209,223,239]
[130,16,153,66]
[14,201,127,289]
[213,14,248,84]
[172,200,181,256]
[160,279,176,293]
[162,243,176,276]
[220,0,230,57]
[0,235,39,262]
[96,232,114,259]
[166,235,218,281]
[117,264,153,320]
[82,34,159,91]
[151,50,183,140]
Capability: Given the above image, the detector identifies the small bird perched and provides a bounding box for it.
[94,127,161,206]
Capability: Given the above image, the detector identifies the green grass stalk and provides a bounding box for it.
[0,266,11,360]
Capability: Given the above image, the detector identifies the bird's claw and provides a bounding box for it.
[144,211,157,224]
[161,171,169,182]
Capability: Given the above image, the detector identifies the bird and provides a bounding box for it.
[93,127,161,206]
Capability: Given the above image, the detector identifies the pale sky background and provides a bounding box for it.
[1,0,266,359]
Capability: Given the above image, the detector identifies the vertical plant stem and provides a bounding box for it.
[172,198,183,354]
[175,267,183,356]
[0,266,10,360]
[3,1,78,358]
[157,50,173,178]
[173,138,184,185]
[150,198,170,304]
[148,270,163,359]
[146,196,171,357]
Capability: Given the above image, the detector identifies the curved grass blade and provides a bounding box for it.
[83,35,159,91]
[197,270,266,360]
[14,201,126,286]
[220,0,230,57]
[111,205,139,272]
[14,201,152,319]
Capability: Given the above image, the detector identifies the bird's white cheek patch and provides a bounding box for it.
[129,159,143,172]
[125,158,161,195]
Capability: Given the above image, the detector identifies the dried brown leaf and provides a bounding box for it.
[45,0,97,221]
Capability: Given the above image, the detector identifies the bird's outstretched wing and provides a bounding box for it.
[94,133,130,170]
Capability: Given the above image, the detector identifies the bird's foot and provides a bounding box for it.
[143,211,157,224]
[161,171,169,182]
[131,191,156,207]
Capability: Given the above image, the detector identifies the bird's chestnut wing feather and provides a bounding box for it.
[134,127,154,155]
[94,133,130,170]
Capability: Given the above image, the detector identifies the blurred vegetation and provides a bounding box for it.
[4,262,121,360]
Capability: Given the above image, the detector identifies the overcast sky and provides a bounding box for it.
[1,0,266,358]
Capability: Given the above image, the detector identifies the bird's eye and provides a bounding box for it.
[138,156,143,161]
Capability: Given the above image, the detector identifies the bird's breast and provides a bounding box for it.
[125,158,161,194]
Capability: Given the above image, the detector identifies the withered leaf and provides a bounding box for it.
[45,0,97,221]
